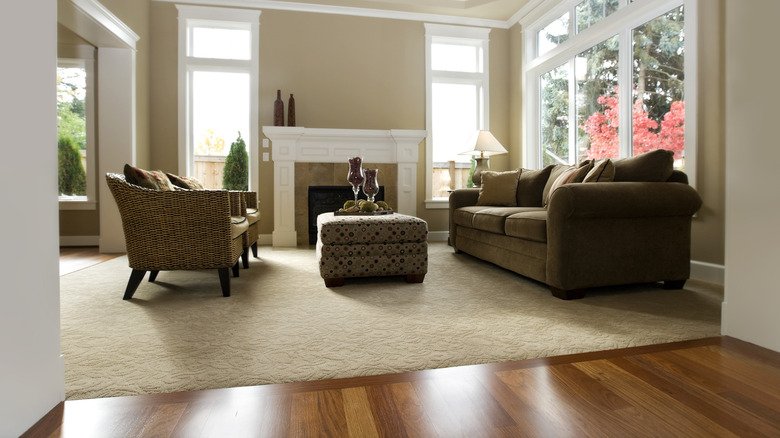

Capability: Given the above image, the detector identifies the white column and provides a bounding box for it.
[392,130,426,216]
[266,127,304,247]
[98,47,137,253]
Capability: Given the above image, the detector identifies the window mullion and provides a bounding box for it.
[568,58,577,164]
[618,27,632,158]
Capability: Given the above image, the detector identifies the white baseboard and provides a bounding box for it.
[427,231,449,243]
[690,260,725,285]
[59,235,100,246]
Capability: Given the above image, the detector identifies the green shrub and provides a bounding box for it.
[222,132,248,191]
[58,135,86,196]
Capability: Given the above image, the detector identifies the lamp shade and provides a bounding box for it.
[459,130,507,157]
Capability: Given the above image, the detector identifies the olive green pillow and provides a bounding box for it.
[476,169,521,206]
[516,165,554,207]
[613,149,674,182]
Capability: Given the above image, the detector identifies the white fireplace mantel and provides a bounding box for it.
[263,126,426,247]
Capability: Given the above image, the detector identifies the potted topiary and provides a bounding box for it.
[222,132,248,191]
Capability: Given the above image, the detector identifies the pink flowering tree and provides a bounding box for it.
[582,90,685,161]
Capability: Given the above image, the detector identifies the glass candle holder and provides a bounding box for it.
[362,168,379,202]
[347,157,364,204]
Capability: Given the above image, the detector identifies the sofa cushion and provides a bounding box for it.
[544,162,592,206]
[613,149,674,182]
[583,159,615,182]
[477,169,521,206]
[516,165,553,207]
[505,210,548,243]
[454,206,490,228]
[471,207,534,235]
[124,164,175,191]
[166,172,205,190]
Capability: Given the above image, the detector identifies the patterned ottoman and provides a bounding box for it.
[316,212,428,287]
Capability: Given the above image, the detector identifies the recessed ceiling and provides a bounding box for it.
[268,0,533,22]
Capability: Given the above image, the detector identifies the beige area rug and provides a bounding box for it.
[60,242,722,400]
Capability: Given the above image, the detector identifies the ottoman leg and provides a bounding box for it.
[405,274,425,284]
[324,278,345,287]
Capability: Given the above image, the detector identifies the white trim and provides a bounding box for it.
[157,0,509,29]
[690,260,725,286]
[59,200,97,210]
[427,230,449,242]
[258,234,273,246]
[58,0,139,49]
[59,235,100,246]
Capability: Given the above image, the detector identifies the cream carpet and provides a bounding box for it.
[60,242,722,400]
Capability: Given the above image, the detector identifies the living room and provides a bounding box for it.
[4,0,780,436]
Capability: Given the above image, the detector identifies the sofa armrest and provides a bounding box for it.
[448,188,481,247]
[546,182,702,291]
[547,182,702,219]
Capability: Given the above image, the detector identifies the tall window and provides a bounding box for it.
[525,0,695,182]
[57,49,96,208]
[177,6,260,190]
[425,24,490,205]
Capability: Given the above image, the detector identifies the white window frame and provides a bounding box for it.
[425,23,491,209]
[522,0,697,187]
[58,45,97,210]
[177,5,260,192]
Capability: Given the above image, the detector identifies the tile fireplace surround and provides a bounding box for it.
[263,127,426,247]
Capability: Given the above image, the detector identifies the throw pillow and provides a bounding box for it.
[542,164,572,206]
[166,173,205,190]
[583,159,615,182]
[544,162,592,206]
[613,149,674,182]
[123,164,175,191]
[516,165,554,207]
[476,169,521,207]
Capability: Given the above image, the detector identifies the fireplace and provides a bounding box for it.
[307,185,385,244]
[263,126,426,247]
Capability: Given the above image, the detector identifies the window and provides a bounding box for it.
[57,48,96,209]
[425,24,490,205]
[525,0,696,183]
[177,6,260,191]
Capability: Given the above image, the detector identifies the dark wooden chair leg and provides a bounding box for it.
[232,262,239,278]
[242,248,250,269]
[251,242,258,258]
[148,271,159,282]
[663,279,686,290]
[218,268,231,297]
[549,286,586,300]
[123,270,146,300]
[405,274,425,283]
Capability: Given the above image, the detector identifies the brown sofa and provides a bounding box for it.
[448,149,702,299]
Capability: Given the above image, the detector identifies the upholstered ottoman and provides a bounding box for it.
[316,212,428,287]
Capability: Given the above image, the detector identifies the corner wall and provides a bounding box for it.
[0,1,64,435]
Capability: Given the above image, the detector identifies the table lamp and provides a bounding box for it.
[459,130,507,187]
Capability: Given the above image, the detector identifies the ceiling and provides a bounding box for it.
[266,0,534,23]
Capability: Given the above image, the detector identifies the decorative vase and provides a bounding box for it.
[273,89,284,126]
[363,168,379,202]
[347,157,364,204]
[287,94,296,126]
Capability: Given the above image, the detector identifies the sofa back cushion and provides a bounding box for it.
[583,158,615,182]
[476,169,521,206]
[516,165,553,207]
[612,149,674,182]
[543,161,593,207]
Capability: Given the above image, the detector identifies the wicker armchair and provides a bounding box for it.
[106,173,248,299]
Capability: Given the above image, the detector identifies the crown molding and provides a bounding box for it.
[60,0,140,49]
[155,0,511,29]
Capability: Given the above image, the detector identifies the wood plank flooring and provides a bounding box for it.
[59,246,120,275]
[34,248,779,437]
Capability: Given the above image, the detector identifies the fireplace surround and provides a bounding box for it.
[263,126,426,247]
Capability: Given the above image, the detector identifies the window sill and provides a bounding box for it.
[425,198,450,210]
[59,200,97,211]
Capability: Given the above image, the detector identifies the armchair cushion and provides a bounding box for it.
[124,164,175,191]
[166,173,205,190]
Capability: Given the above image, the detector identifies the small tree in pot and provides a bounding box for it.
[222,132,248,191]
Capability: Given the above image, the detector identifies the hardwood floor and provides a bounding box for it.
[42,249,780,437]
[22,337,780,437]
[59,246,121,275]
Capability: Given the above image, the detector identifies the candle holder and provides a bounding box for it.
[362,168,379,202]
[347,157,364,204]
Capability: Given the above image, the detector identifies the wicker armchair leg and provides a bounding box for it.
[218,268,231,297]
[232,262,239,278]
[251,242,258,258]
[242,248,250,269]
[123,270,147,300]
[149,271,159,282]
